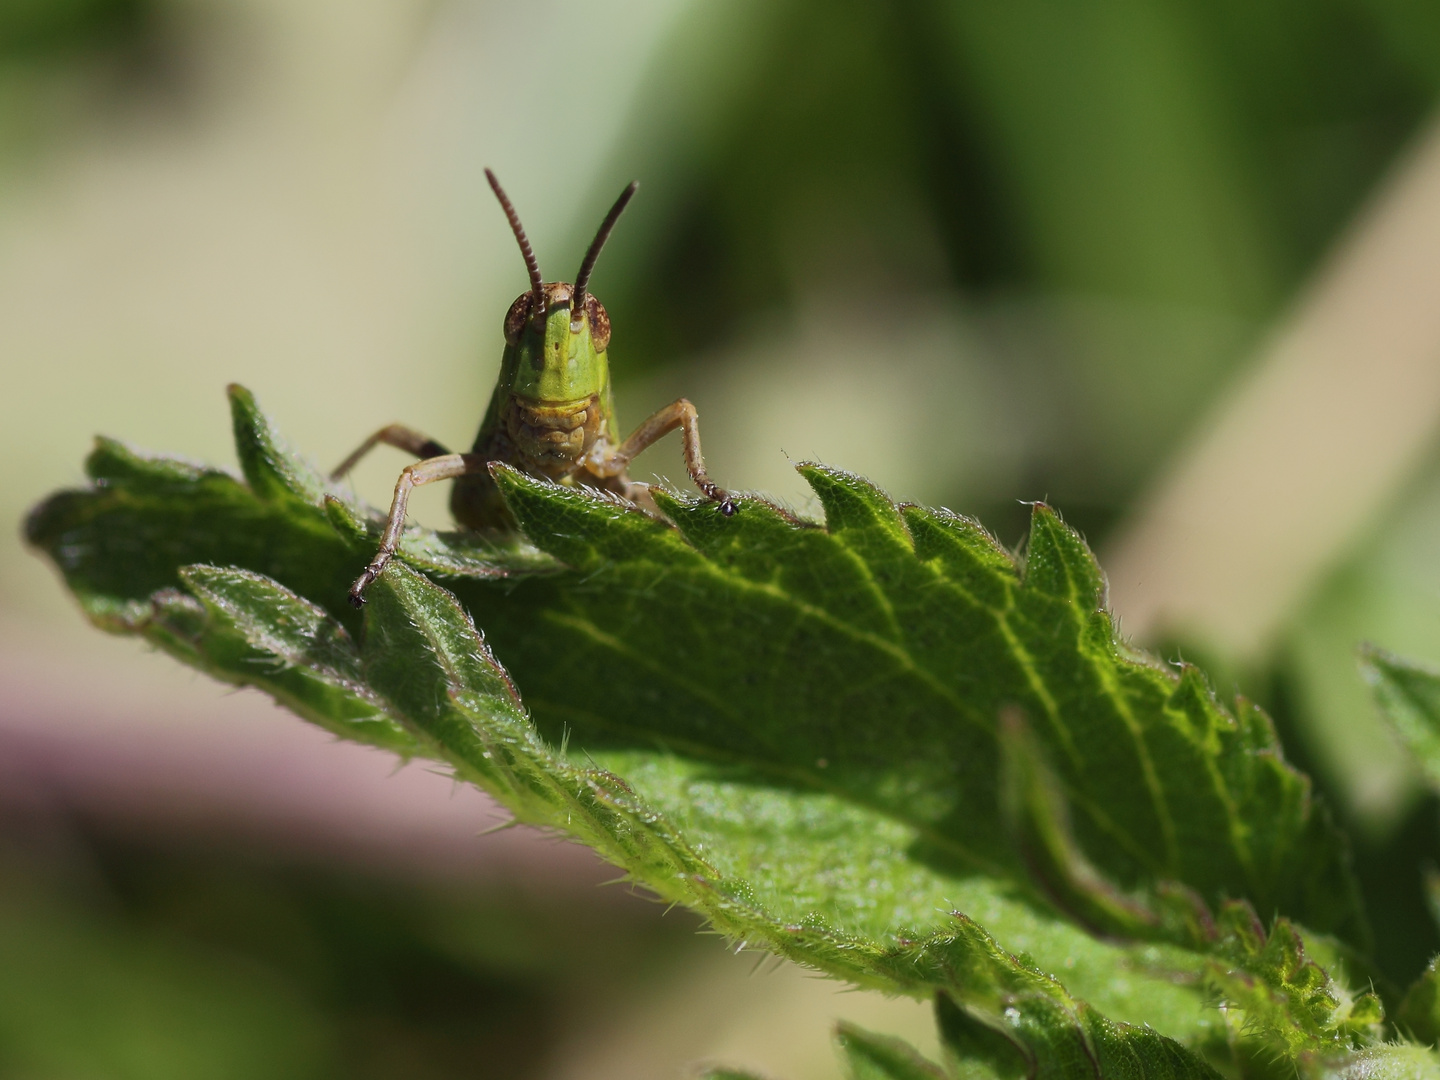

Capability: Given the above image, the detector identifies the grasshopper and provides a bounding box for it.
[337,170,734,606]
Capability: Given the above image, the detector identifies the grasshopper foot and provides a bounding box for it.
[348,554,391,607]
[694,478,736,518]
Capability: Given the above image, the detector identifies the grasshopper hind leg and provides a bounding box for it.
[331,424,450,480]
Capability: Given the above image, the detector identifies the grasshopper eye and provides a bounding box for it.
[503,292,534,346]
[586,295,611,353]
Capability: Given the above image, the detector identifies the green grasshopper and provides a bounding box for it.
[336,170,734,606]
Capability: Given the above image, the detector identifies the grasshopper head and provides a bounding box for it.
[502,282,610,401]
[486,170,636,403]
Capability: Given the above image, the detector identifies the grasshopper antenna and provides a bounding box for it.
[485,168,546,317]
[572,181,638,322]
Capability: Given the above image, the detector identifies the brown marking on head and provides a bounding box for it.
[586,295,611,352]
[503,281,611,350]
[503,283,571,345]
[503,292,533,345]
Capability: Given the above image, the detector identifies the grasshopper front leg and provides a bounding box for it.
[349,452,489,606]
[589,398,735,515]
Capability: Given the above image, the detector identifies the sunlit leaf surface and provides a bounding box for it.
[26,386,1435,1079]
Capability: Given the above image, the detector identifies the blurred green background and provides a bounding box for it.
[8,0,1440,1074]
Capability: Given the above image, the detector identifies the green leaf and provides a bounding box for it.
[226,382,559,583]
[227,382,332,508]
[1398,957,1440,1044]
[25,434,362,633]
[24,387,1406,1077]
[481,461,1363,945]
[173,566,421,755]
[1361,644,1440,789]
[1312,1045,1440,1080]
[836,1021,947,1080]
[934,989,1221,1080]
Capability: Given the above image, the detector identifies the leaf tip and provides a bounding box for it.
[795,462,907,542]
[225,382,260,419]
[323,494,372,546]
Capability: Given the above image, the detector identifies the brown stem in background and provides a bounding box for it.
[1104,112,1440,661]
